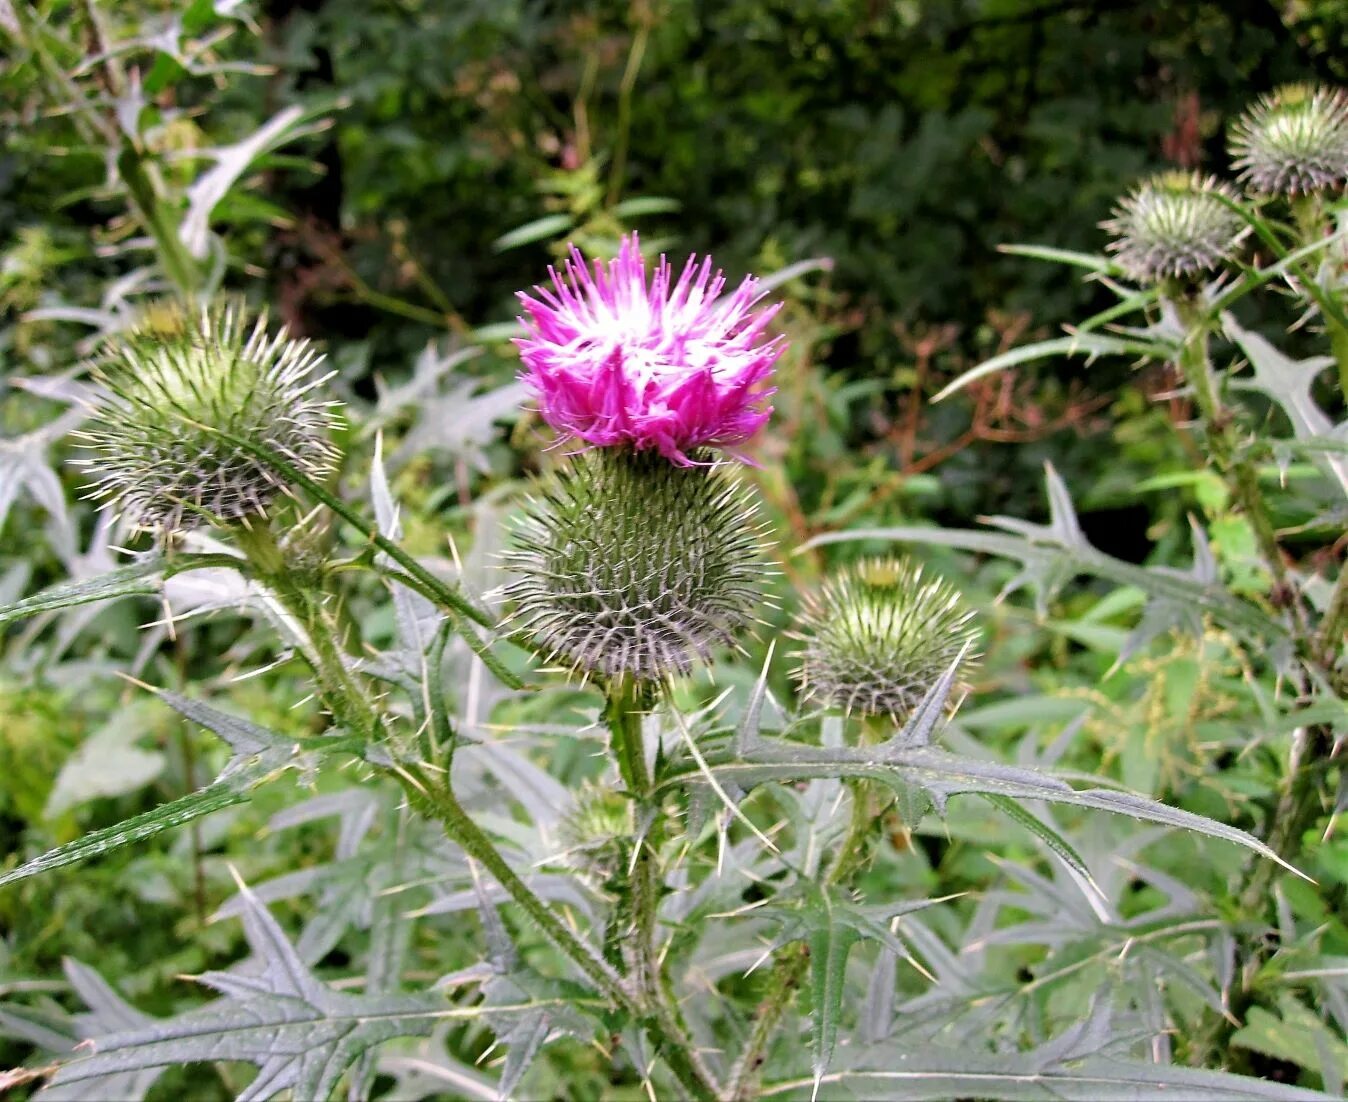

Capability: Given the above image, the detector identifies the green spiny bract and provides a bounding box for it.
[1101,172,1245,284]
[793,556,978,720]
[503,448,770,682]
[78,301,340,533]
[557,782,633,888]
[1229,84,1348,196]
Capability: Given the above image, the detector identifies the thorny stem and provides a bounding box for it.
[224,455,715,1095]
[232,518,382,740]
[1170,293,1344,1066]
[201,424,494,630]
[1329,322,1348,409]
[399,764,720,1101]
[268,561,717,1102]
[397,766,621,995]
[1320,560,1348,683]
[606,677,659,1005]
[605,677,723,1099]
[1171,296,1293,609]
[728,730,881,1102]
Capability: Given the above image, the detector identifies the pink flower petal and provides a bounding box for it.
[516,233,785,460]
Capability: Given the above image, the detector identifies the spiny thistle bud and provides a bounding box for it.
[77,301,340,533]
[793,557,978,720]
[557,782,633,886]
[1101,172,1245,284]
[1229,84,1348,195]
[503,448,770,681]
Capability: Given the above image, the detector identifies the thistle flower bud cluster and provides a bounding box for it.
[78,301,340,533]
[504,449,769,681]
[1229,84,1348,196]
[1101,172,1245,285]
[793,557,978,720]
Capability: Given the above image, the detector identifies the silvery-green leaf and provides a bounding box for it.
[156,691,304,777]
[760,884,950,1086]
[41,881,446,1102]
[492,214,575,252]
[44,702,167,818]
[52,960,163,1102]
[377,1034,499,1101]
[762,1049,1338,1100]
[0,782,247,888]
[1232,996,1348,1093]
[932,332,1173,402]
[1,690,319,888]
[801,464,1289,652]
[661,663,1301,878]
[1224,314,1348,499]
[179,105,324,259]
[0,560,162,628]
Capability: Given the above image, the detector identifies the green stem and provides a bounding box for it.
[201,424,494,629]
[607,677,658,1004]
[1330,321,1348,408]
[728,720,881,1101]
[1320,564,1348,681]
[117,145,202,300]
[1171,296,1295,605]
[397,767,622,995]
[398,764,720,1101]
[1169,293,1344,1067]
[729,943,809,1100]
[232,519,382,740]
[605,678,721,1099]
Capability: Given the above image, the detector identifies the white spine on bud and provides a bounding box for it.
[77,301,341,533]
[794,556,978,720]
[1101,172,1245,284]
[503,449,771,681]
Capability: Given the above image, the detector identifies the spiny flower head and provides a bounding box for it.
[78,300,340,532]
[515,233,784,464]
[1229,84,1348,195]
[503,448,770,681]
[794,557,978,720]
[1102,172,1246,284]
[557,782,633,887]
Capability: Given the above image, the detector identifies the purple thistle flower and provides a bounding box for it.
[515,233,785,464]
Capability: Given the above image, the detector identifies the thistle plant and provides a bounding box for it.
[77,301,339,533]
[1229,83,1348,195]
[1101,171,1246,284]
[6,12,1348,1094]
[931,82,1348,1085]
[794,556,978,718]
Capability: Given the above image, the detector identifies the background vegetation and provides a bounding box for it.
[1,1,1346,1099]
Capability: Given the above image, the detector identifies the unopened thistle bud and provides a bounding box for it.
[78,301,340,533]
[1229,84,1348,196]
[1102,172,1245,284]
[794,557,978,720]
[557,782,632,886]
[504,449,769,681]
